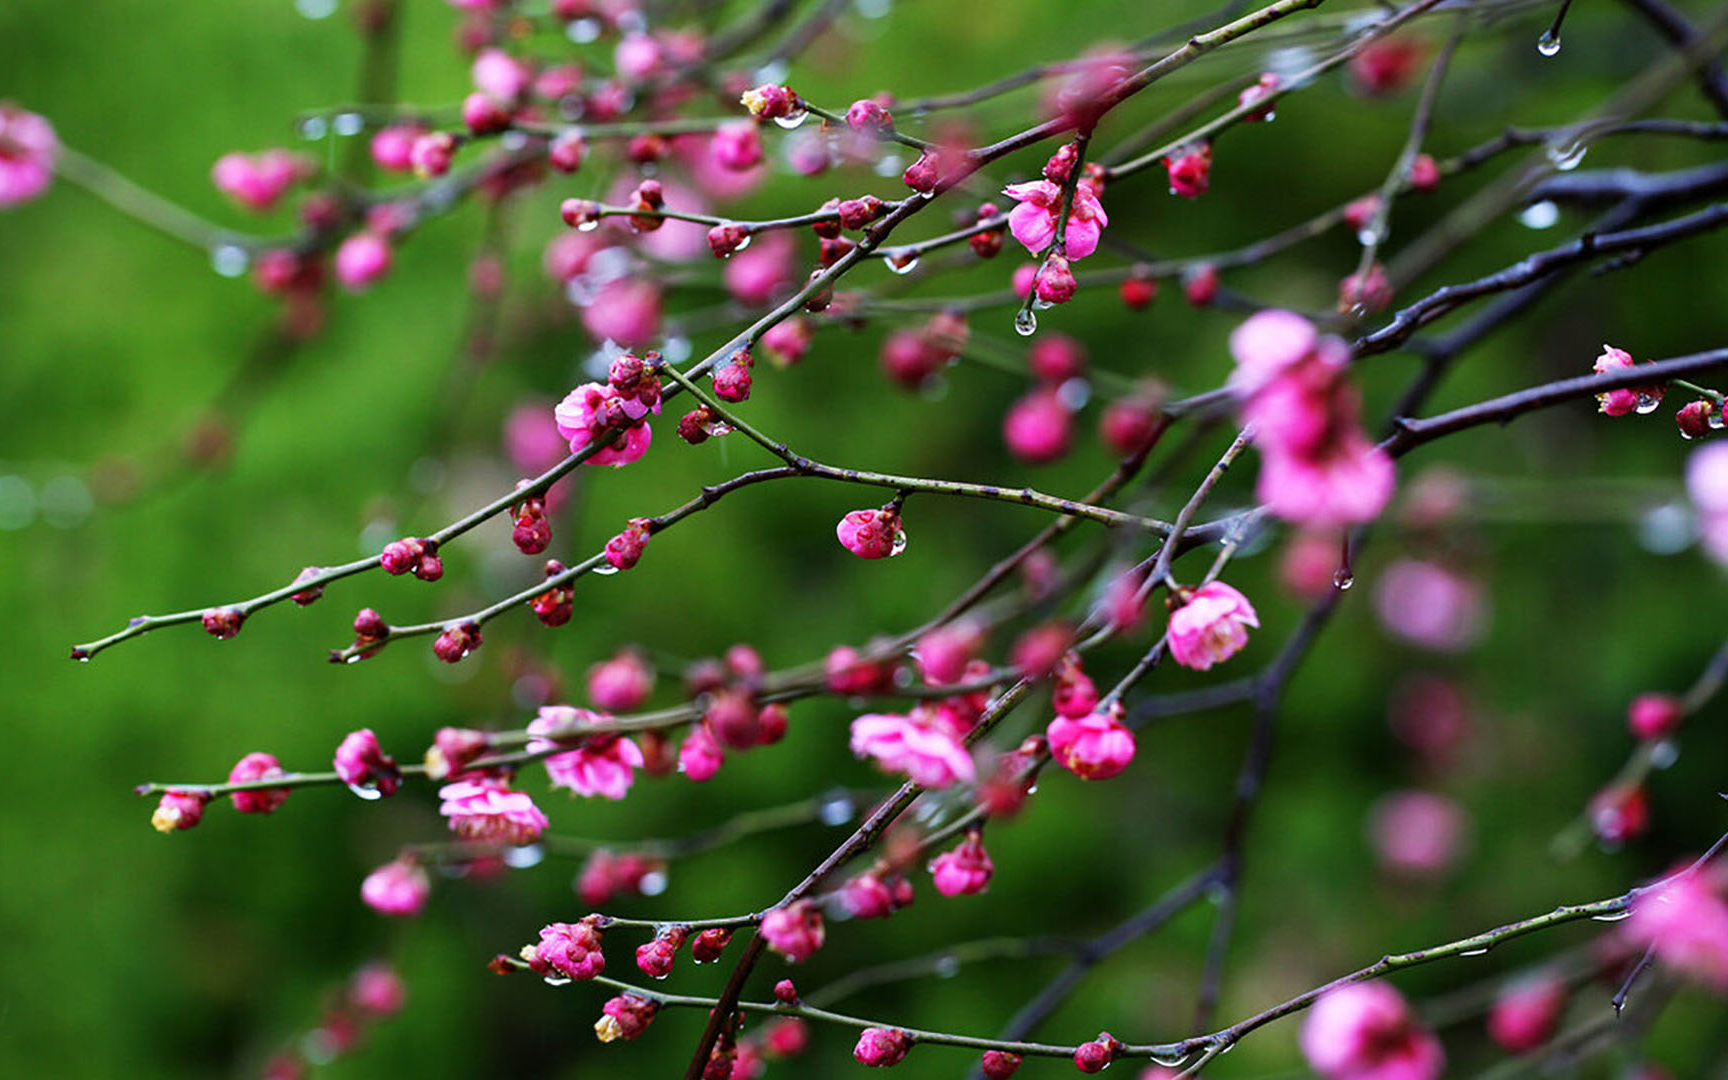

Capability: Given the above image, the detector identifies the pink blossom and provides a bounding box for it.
[504,400,569,475]
[437,779,548,844]
[837,505,904,559]
[853,1027,911,1067]
[679,723,725,782]
[334,232,393,291]
[1003,386,1073,463]
[711,119,765,172]
[1625,868,1728,991]
[151,790,207,833]
[535,918,606,980]
[1300,982,1444,1080]
[762,317,814,365]
[1371,559,1483,651]
[850,709,976,787]
[529,709,644,800]
[228,751,290,814]
[724,229,795,306]
[0,105,58,207]
[333,728,399,796]
[931,831,994,896]
[554,381,654,467]
[597,992,659,1042]
[1593,344,1666,417]
[1228,309,1322,397]
[472,47,531,102]
[588,650,654,712]
[1257,433,1397,528]
[211,149,303,211]
[1486,975,1565,1053]
[917,622,980,686]
[1002,179,1108,259]
[613,33,663,81]
[838,872,905,919]
[1629,693,1686,740]
[982,1051,1025,1078]
[349,963,406,1016]
[1368,790,1466,877]
[361,856,430,916]
[760,901,825,963]
[1046,706,1136,780]
[580,276,662,348]
[1167,582,1259,671]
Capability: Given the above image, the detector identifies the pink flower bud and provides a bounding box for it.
[836,505,904,559]
[931,830,993,896]
[766,1017,808,1056]
[757,703,790,745]
[334,728,400,795]
[740,84,797,119]
[1591,783,1650,844]
[1344,195,1382,234]
[845,99,893,132]
[1408,153,1440,192]
[1101,395,1164,456]
[461,91,511,135]
[707,223,751,258]
[1238,72,1280,121]
[837,195,886,231]
[679,723,725,782]
[1051,654,1098,718]
[1339,263,1393,314]
[202,606,245,639]
[560,197,602,229]
[588,650,653,712]
[1678,400,1716,439]
[1184,263,1220,306]
[0,105,58,207]
[774,979,799,1003]
[1073,1033,1121,1073]
[691,927,732,963]
[854,1027,911,1067]
[361,856,429,916]
[548,129,586,173]
[151,790,208,833]
[228,751,290,814]
[369,125,422,172]
[334,231,393,291]
[433,621,482,663]
[1351,37,1423,96]
[605,518,653,570]
[472,47,531,101]
[713,358,753,402]
[1167,582,1259,671]
[635,927,685,979]
[1369,790,1465,877]
[1029,334,1086,382]
[349,963,406,1016]
[903,149,940,192]
[1120,274,1158,310]
[1629,693,1685,740]
[760,901,825,963]
[596,992,659,1042]
[1003,387,1073,463]
[917,622,980,686]
[981,1051,1023,1078]
[1011,621,1071,680]
[1034,255,1077,304]
[380,537,427,575]
[711,118,765,172]
[1047,704,1136,781]
[535,918,606,980]
[1164,143,1212,198]
[705,688,761,750]
[762,317,813,366]
[409,132,456,178]
[424,727,490,780]
[1487,975,1566,1053]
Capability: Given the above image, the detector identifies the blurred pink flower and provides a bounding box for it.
[1368,790,1466,877]
[1625,868,1728,992]
[1372,559,1484,651]
[1300,982,1443,1080]
[0,104,58,207]
[850,709,976,787]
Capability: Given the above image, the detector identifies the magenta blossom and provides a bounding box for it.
[588,650,655,712]
[710,119,765,172]
[679,723,725,782]
[850,708,976,787]
[1002,179,1108,259]
[333,728,400,796]
[760,901,825,963]
[1258,432,1397,528]
[211,149,304,211]
[1625,867,1728,992]
[437,779,548,845]
[837,505,904,559]
[580,276,662,348]
[529,707,645,800]
[334,231,393,291]
[931,831,994,896]
[1167,582,1259,671]
[1046,705,1136,780]
[361,856,430,917]
[535,918,606,981]
[1300,982,1444,1080]
[1368,790,1466,877]
[1486,975,1566,1053]
[228,751,290,814]
[554,382,654,467]
[853,1027,911,1067]
[0,105,57,207]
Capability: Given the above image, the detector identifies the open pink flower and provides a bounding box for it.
[1167,582,1259,671]
[536,918,606,980]
[850,708,976,787]
[361,856,430,916]
[0,105,57,207]
[437,779,548,845]
[1625,868,1728,992]
[529,708,644,800]
[1002,179,1108,259]
[1300,982,1444,1080]
[554,382,654,467]
[1046,705,1136,780]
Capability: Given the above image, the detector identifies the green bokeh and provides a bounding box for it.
[4,1,1727,1077]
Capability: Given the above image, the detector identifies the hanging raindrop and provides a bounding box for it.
[773,110,809,130]
[1013,309,1038,337]
[1536,30,1561,57]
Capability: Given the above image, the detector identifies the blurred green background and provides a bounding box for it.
[4,0,1728,1077]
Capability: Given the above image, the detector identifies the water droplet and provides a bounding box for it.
[543,975,572,986]
[819,793,856,826]
[505,844,545,869]
[1032,297,1054,311]
[1013,309,1038,337]
[1332,569,1354,590]
[1650,739,1680,769]
[592,563,619,576]
[333,112,364,137]
[294,0,337,17]
[1550,141,1585,171]
[298,115,329,141]
[640,869,669,896]
[661,335,694,364]
[1518,201,1560,230]
[1025,784,1038,796]
[934,954,960,977]
[1635,392,1663,415]
[501,130,529,152]
[1592,910,1633,922]
[889,529,907,556]
[576,219,601,233]
[887,254,919,275]
[1149,1050,1193,1068]
[74,654,90,663]
[346,782,384,801]
[773,110,809,130]
[1056,377,1091,411]
[567,17,602,43]
[1709,411,1726,430]
[1537,30,1561,57]
[732,233,753,253]
[342,654,362,665]
[872,152,905,178]
[210,245,249,277]
[1459,946,1490,956]
[1636,501,1697,554]
[1357,224,1385,247]
[854,0,893,18]
[127,616,147,628]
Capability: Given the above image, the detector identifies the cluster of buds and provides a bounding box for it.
[530,560,574,627]
[433,620,483,663]
[626,179,664,233]
[201,606,245,639]
[713,347,754,402]
[604,518,654,571]
[977,734,1047,817]
[577,848,667,906]
[707,221,751,258]
[380,536,442,581]
[511,487,551,555]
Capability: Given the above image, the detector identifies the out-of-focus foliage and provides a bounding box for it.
[3,1,1727,1077]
